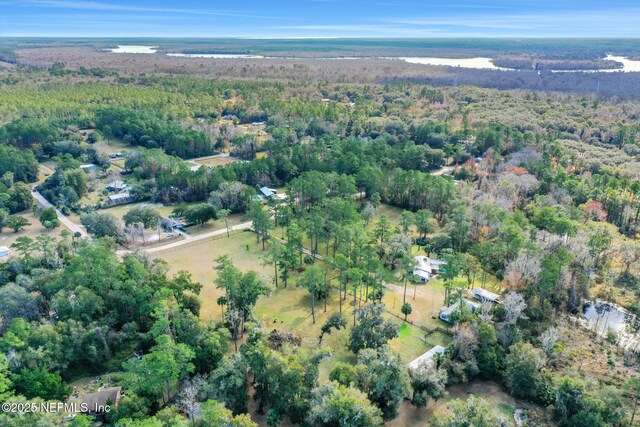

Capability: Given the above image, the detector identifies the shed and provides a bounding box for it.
[408,345,446,371]
[79,164,97,172]
[439,299,480,323]
[259,186,277,198]
[106,180,126,192]
[81,386,121,417]
[473,288,501,304]
[0,246,10,258]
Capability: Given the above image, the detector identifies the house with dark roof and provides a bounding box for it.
[81,386,121,417]
[106,180,127,192]
[103,192,135,207]
[161,216,183,231]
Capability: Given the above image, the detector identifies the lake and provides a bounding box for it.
[109,45,158,54]
[167,53,265,58]
[113,47,640,73]
[400,55,640,73]
[400,57,509,70]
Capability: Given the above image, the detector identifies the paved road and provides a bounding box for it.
[31,190,91,239]
[117,221,253,255]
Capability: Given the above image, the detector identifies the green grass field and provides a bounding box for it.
[154,230,453,380]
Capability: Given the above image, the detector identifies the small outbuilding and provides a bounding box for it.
[408,345,446,371]
[79,164,97,172]
[259,186,277,198]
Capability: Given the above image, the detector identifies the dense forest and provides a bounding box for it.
[0,58,639,427]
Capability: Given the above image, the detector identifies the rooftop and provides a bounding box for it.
[81,386,121,414]
[106,180,126,189]
[408,345,446,370]
[473,287,501,302]
[107,193,131,201]
[439,299,480,318]
[414,255,446,274]
[260,186,276,197]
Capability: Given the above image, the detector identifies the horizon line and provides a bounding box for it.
[2,35,640,40]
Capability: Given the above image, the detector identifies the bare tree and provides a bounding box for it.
[539,326,560,356]
[453,325,478,362]
[503,291,528,324]
[504,253,541,289]
[177,374,208,426]
[478,301,493,323]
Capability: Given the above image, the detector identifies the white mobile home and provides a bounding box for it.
[439,299,481,323]
[408,345,446,371]
[473,288,501,304]
[412,255,446,283]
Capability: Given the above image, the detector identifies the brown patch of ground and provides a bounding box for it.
[554,320,640,386]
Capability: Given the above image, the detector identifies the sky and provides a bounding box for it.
[0,0,639,38]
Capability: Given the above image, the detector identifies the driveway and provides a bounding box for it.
[31,190,91,239]
[117,221,253,255]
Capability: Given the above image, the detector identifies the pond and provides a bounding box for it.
[583,301,638,335]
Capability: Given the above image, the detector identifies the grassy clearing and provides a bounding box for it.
[193,156,239,167]
[37,162,55,184]
[100,202,175,220]
[183,212,246,236]
[156,231,272,322]
[0,211,72,249]
[156,230,452,380]
[90,137,143,156]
